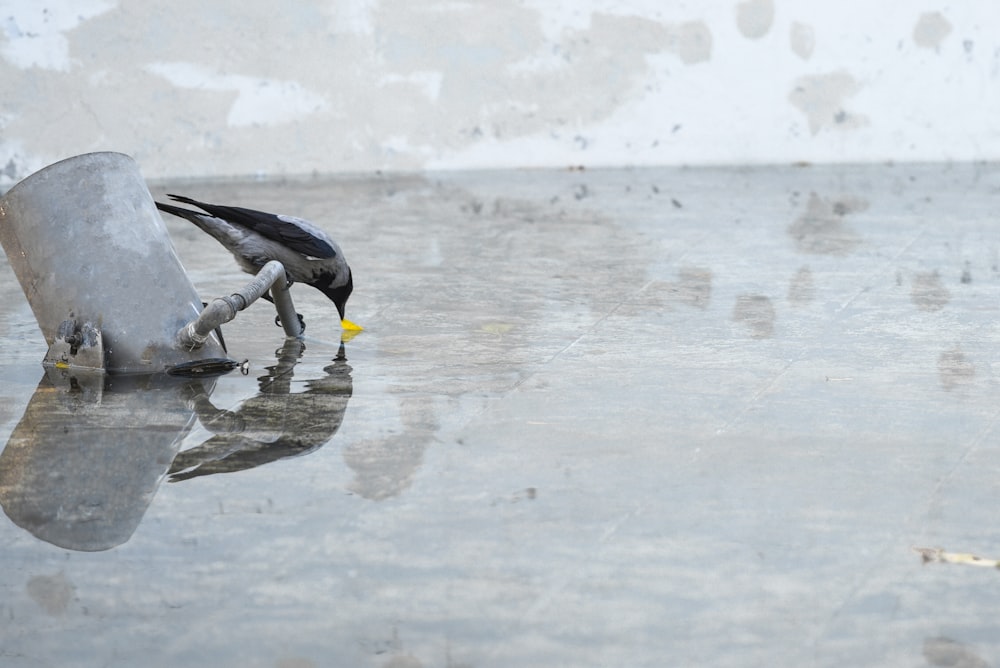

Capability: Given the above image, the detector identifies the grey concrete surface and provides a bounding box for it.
[1,164,1000,666]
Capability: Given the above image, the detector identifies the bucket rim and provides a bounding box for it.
[1,152,138,201]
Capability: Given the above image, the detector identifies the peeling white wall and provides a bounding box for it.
[0,1,998,184]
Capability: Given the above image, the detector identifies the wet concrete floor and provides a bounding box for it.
[2,164,1000,666]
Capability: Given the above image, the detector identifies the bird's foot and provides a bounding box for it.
[274,313,306,332]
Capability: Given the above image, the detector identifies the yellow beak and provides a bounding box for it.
[341,318,363,332]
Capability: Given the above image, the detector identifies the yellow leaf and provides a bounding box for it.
[481,323,513,336]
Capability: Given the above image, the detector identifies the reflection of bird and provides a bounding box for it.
[168,339,353,482]
[155,194,359,329]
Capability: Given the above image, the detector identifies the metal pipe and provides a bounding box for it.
[176,260,301,349]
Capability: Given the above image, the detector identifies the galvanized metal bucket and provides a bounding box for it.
[0,152,226,372]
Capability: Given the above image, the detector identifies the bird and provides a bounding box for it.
[155,194,360,332]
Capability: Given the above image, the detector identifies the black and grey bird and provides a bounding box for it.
[155,194,360,331]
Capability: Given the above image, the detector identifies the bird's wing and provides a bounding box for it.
[166,194,338,259]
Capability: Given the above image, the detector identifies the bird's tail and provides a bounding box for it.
[155,198,249,253]
[164,194,205,208]
[155,200,203,223]
[155,194,218,222]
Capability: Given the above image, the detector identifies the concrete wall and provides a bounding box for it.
[0,1,997,185]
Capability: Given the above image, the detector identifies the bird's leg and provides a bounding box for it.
[267,288,306,331]
[274,312,307,331]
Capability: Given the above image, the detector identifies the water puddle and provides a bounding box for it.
[1,164,1000,665]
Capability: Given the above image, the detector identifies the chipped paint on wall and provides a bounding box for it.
[913,11,952,50]
[0,0,115,72]
[736,0,774,40]
[145,62,329,128]
[788,71,868,136]
[666,21,713,65]
[789,22,815,60]
[0,1,997,184]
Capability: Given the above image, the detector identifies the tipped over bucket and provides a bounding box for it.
[0,152,226,372]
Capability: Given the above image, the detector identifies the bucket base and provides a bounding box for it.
[44,319,104,371]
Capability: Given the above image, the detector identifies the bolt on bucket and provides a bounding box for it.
[0,152,227,372]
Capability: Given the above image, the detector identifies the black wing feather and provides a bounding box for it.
[155,200,205,224]
[166,194,337,259]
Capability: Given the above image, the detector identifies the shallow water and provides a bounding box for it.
[2,165,1000,666]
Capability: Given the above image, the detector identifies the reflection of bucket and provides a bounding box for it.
[0,369,208,551]
[0,152,225,372]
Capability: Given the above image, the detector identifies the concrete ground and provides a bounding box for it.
[1,163,999,666]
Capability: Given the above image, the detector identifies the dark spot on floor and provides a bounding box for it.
[938,348,975,391]
[911,271,951,311]
[732,294,775,338]
[787,192,866,255]
[961,263,972,284]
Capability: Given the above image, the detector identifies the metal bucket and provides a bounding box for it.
[0,152,226,372]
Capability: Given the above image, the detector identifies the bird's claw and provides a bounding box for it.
[274,313,307,332]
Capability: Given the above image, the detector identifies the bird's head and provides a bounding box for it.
[320,269,354,321]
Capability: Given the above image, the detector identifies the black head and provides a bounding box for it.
[320,269,354,320]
